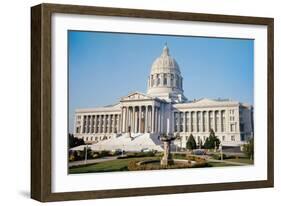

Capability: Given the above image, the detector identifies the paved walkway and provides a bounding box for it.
[190,155,251,166]
[206,158,250,166]
[69,156,119,167]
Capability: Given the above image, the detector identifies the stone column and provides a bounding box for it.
[110,114,113,133]
[183,112,186,133]
[98,115,102,133]
[190,112,193,133]
[93,115,96,133]
[123,107,126,133]
[120,107,124,133]
[145,106,148,133]
[218,110,221,133]
[132,107,135,133]
[177,112,180,133]
[207,111,210,132]
[200,111,204,132]
[111,114,114,133]
[138,106,142,133]
[117,114,120,133]
[195,112,198,132]
[84,115,88,133]
[128,107,131,132]
[87,116,90,133]
[155,107,158,133]
[89,115,93,133]
[151,106,155,133]
[79,115,83,134]
[102,115,105,133]
[213,111,216,130]
[86,116,89,133]
[135,108,138,133]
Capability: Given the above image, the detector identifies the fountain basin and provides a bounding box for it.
[136,159,196,167]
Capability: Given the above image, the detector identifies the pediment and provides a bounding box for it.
[121,92,153,101]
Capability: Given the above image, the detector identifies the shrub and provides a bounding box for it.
[127,161,143,171]
[186,134,196,150]
[99,150,110,157]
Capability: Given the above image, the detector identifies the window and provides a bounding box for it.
[157,74,160,85]
[186,112,189,132]
[164,74,167,85]
[230,123,236,132]
[222,136,225,141]
[174,112,178,132]
[175,75,179,88]
[151,76,154,87]
[240,123,244,132]
[231,136,235,141]
[171,74,174,87]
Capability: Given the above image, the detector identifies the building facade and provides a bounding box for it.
[74,45,253,148]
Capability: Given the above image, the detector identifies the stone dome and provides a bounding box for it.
[147,44,186,103]
[150,45,181,75]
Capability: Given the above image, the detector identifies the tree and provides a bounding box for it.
[243,138,254,160]
[68,133,85,148]
[186,134,197,150]
[203,129,220,150]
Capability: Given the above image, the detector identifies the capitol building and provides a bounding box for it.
[73,45,253,151]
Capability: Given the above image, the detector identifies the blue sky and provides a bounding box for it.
[68,31,254,133]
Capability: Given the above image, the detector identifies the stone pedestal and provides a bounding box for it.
[160,134,176,166]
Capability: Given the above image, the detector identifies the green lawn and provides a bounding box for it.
[69,155,253,174]
[225,158,254,164]
[69,156,160,174]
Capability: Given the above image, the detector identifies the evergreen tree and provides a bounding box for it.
[186,134,197,150]
[68,133,85,148]
[203,129,220,149]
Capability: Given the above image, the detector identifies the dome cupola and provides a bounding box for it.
[147,44,186,103]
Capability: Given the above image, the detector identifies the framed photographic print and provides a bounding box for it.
[31,3,274,202]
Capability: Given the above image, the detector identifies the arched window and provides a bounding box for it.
[175,75,178,88]
[151,75,154,87]
[171,74,174,87]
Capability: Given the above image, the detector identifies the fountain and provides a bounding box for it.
[130,119,207,171]
[160,133,176,166]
